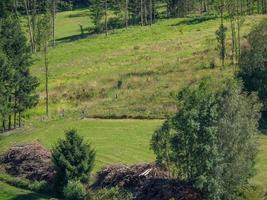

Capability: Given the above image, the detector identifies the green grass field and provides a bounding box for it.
[0,119,161,171]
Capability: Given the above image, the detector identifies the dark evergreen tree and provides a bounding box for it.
[52,129,96,194]
[0,15,39,130]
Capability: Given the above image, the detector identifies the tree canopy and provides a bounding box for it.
[151,78,262,199]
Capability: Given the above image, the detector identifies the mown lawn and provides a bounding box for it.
[0,181,50,200]
[0,119,161,171]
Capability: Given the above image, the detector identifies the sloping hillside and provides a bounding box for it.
[30,9,266,119]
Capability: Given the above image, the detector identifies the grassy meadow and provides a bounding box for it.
[30,9,266,119]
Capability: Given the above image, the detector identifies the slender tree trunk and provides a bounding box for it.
[105,0,108,36]
[45,44,49,117]
[149,0,153,25]
[52,0,56,47]
[230,19,236,66]
[24,0,34,52]
[141,0,144,26]
[8,96,12,130]
[144,0,148,25]
[125,0,128,28]
[19,112,21,127]
[14,98,17,129]
[32,0,37,51]
[14,112,16,129]
[220,0,225,67]
[2,117,5,132]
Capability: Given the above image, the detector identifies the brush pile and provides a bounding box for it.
[1,143,55,182]
[92,163,202,200]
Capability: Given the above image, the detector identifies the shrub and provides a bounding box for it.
[63,180,90,200]
[93,187,133,200]
[151,78,262,200]
[52,129,96,193]
[0,173,52,195]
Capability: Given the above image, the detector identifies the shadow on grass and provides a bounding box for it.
[67,10,89,18]
[56,31,97,44]
[171,15,217,26]
[10,193,49,200]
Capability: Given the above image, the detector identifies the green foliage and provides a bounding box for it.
[92,187,133,200]
[0,15,39,131]
[89,0,105,33]
[63,180,90,200]
[150,120,173,174]
[36,2,53,51]
[151,78,262,200]
[52,129,96,193]
[237,19,267,112]
[216,23,227,67]
[0,172,52,195]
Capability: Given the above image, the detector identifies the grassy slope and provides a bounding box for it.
[30,9,266,118]
[0,181,50,200]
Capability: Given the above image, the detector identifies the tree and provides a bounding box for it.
[151,120,172,177]
[52,129,96,194]
[237,19,267,119]
[0,14,39,130]
[36,3,53,117]
[0,51,12,132]
[216,24,227,67]
[215,0,227,67]
[89,0,105,33]
[151,78,262,199]
[52,0,57,47]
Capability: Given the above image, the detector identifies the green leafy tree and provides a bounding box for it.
[237,19,267,118]
[36,3,53,117]
[151,78,261,200]
[216,24,227,67]
[89,0,105,33]
[52,129,96,194]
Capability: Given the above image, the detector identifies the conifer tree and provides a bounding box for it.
[52,129,96,194]
[0,15,39,130]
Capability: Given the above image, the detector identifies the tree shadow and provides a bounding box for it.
[10,193,50,200]
[67,9,89,18]
[56,33,91,44]
[171,15,217,26]
[55,28,98,44]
